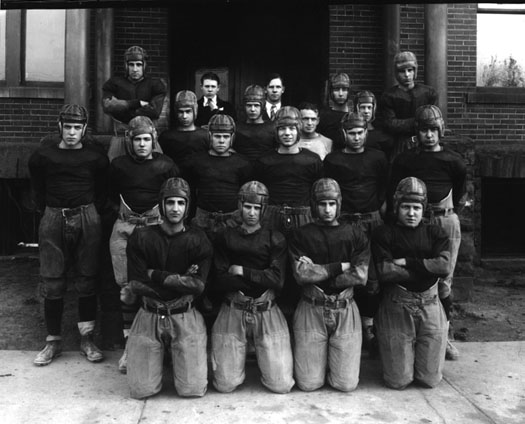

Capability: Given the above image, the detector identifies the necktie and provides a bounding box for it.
[270,105,277,120]
[208,98,215,110]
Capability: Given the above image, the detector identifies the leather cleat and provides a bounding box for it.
[80,334,104,363]
[118,348,127,374]
[363,325,379,358]
[445,339,459,360]
[34,340,62,366]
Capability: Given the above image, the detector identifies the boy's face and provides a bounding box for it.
[245,102,262,122]
[266,78,285,103]
[163,196,187,225]
[277,125,298,147]
[210,132,232,155]
[132,134,154,159]
[417,127,440,151]
[241,201,262,227]
[344,127,367,152]
[331,87,349,105]
[397,202,423,228]
[201,79,219,99]
[177,107,194,127]
[395,66,415,88]
[358,103,374,122]
[60,122,85,149]
[300,109,319,135]
[316,200,338,225]
[127,61,144,81]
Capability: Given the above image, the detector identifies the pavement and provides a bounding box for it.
[0,342,523,424]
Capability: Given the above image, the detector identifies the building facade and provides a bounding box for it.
[1,2,523,281]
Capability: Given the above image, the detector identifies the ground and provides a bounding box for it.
[0,254,524,351]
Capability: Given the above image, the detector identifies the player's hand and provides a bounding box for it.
[120,286,137,305]
[186,264,199,275]
[393,258,407,267]
[228,265,243,276]
[298,256,314,265]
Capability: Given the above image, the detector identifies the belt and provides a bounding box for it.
[341,211,379,221]
[142,300,193,316]
[425,208,455,218]
[199,209,236,223]
[302,295,353,309]
[226,298,274,313]
[279,205,310,215]
[119,213,160,225]
[61,205,89,218]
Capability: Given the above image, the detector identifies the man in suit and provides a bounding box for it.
[195,71,236,127]
[262,73,286,121]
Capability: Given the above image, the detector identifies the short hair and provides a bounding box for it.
[298,102,319,115]
[201,72,220,85]
[265,72,284,87]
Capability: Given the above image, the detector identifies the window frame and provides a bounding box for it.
[0,9,64,99]
[471,4,525,104]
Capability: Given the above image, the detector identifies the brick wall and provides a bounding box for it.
[328,4,384,95]
[0,99,62,144]
[112,8,169,81]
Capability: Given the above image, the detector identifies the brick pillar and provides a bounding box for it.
[383,4,400,90]
[425,4,448,123]
[65,9,90,108]
[95,9,114,133]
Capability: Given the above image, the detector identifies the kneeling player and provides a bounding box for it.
[125,178,212,399]
[289,178,369,392]
[372,177,450,390]
[211,181,294,394]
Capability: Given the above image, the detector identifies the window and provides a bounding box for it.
[0,9,65,97]
[477,4,525,88]
[25,10,65,83]
[0,11,6,81]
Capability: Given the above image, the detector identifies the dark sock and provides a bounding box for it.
[44,298,64,336]
[78,295,97,322]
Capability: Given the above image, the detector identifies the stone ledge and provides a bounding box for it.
[480,257,525,272]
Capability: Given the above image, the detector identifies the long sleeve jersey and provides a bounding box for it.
[102,76,167,124]
[127,225,213,301]
[254,149,323,207]
[234,121,277,162]
[28,144,109,212]
[158,128,209,169]
[376,83,438,138]
[183,151,253,212]
[109,152,179,214]
[288,222,370,295]
[389,147,467,207]
[317,108,347,151]
[372,222,451,292]
[324,148,388,213]
[212,226,287,298]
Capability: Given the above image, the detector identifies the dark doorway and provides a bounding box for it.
[168,1,329,123]
[481,177,525,257]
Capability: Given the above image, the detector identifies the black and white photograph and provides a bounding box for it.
[0,1,523,423]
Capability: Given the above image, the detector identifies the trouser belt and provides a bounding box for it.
[119,213,160,225]
[424,208,455,218]
[302,295,353,309]
[340,210,380,221]
[279,205,310,215]
[61,204,90,218]
[226,298,274,313]
[142,299,193,316]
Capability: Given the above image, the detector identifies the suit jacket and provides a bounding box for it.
[196,97,237,127]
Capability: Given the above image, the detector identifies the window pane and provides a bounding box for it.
[477,13,525,87]
[25,10,65,82]
[0,11,6,81]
